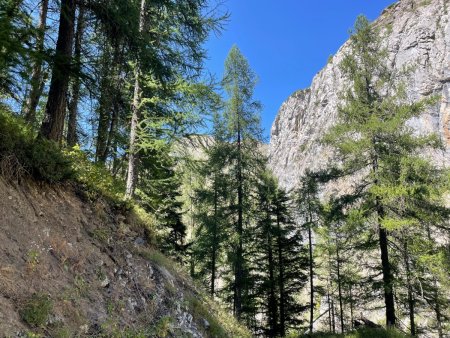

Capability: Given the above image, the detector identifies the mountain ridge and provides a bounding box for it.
[268,0,450,192]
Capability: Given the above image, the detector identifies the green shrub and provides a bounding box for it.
[27,138,73,182]
[19,293,53,327]
[66,145,126,204]
[0,109,73,182]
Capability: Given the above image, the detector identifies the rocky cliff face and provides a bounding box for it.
[269,0,450,192]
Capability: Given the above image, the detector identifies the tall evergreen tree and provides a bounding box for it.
[221,45,263,320]
[296,171,322,333]
[323,15,448,328]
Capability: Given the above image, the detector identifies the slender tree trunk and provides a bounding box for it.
[266,217,277,337]
[427,225,444,338]
[125,0,146,198]
[328,284,332,332]
[402,239,416,336]
[210,173,218,297]
[336,241,345,333]
[373,155,396,327]
[234,113,244,319]
[331,299,336,334]
[40,0,76,142]
[95,61,112,162]
[349,285,354,330]
[67,6,84,146]
[308,207,314,333]
[276,212,286,337]
[24,0,49,123]
[103,97,119,166]
[96,43,122,163]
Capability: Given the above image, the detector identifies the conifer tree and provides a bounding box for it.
[221,45,263,320]
[323,15,448,328]
[296,171,322,333]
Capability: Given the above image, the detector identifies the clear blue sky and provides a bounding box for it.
[204,0,395,141]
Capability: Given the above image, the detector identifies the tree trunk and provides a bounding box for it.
[23,0,49,124]
[336,241,345,333]
[403,239,416,336]
[373,155,396,327]
[95,62,112,162]
[210,173,218,297]
[308,211,314,333]
[67,6,84,147]
[96,42,122,163]
[328,284,332,332]
[125,0,146,198]
[266,217,277,337]
[349,285,354,330]
[276,212,286,337]
[234,112,244,319]
[40,0,76,142]
[331,299,336,333]
[427,225,444,338]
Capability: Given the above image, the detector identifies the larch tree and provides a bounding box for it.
[323,15,447,328]
[221,45,263,320]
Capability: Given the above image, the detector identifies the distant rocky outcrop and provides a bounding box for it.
[269,0,450,192]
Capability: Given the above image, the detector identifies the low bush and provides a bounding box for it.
[66,145,126,204]
[0,109,73,182]
[19,293,53,327]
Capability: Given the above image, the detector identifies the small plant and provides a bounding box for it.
[91,227,111,243]
[327,54,334,64]
[153,316,172,338]
[74,275,88,297]
[26,249,40,271]
[20,293,53,327]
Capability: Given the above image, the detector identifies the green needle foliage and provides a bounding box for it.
[321,15,450,333]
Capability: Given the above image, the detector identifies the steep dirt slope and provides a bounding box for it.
[0,178,248,337]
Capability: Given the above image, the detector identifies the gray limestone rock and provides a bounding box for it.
[269,0,450,193]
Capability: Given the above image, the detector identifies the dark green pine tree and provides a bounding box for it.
[375,154,450,336]
[254,171,308,337]
[295,171,323,333]
[221,45,264,321]
[192,113,232,297]
[323,15,447,328]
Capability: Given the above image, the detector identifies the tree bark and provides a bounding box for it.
[210,173,218,297]
[234,109,244,319]
[308,208,314,333]
[125,0,146,198]
[403,239,416,336]
[266,216,277,337]
[96,42,122,163]
[276,211,286,337]
[40,0,76,142]
[23,0,49,124]
[373,155,396,327]
[67,6,85,147]
[349,285,354,330]
[336,241,345,333]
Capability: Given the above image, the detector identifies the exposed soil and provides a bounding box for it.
[0,178,212,337]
